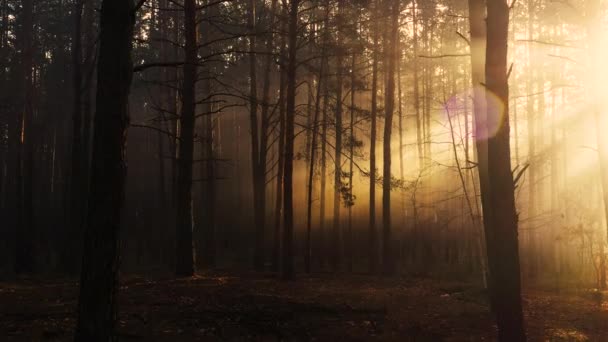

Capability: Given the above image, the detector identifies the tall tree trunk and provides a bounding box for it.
[81,0,96,236]
[248,0,267,272]
[305,23,326,274]
[413,0,423,171]
[272,8,288,273]
[468,0,489,288]
[332,0,344,272]
[397,44,405,229]
[66,0,85,274]
[175,0,197,277]
[588,0,608,290]
[525,0,537,279]
[422,16,432,170]
[199,0,216,269]
[74,0,135,339]
[5,0,19,269]
[319,3,329,268]
[382,0,399,276]
[347,51,356,273]
[483,0,526,338]
[202,111,216,269]
[15,0,35,275]
[255,0,277,272]
[156,0,169,264]
[282,0,299,281]
[0,0,7,219]
[369,0,379,274]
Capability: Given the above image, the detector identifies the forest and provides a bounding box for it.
[1,0,608,340]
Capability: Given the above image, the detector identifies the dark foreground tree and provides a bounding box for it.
[74,0,135,340]
[175,0,197,277]
[482,0,526,339]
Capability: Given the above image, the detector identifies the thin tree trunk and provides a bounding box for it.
[369,0,379,274]
[319,2,329,268]
[248,0,267,272]
[588,0,608,290]
[81,0,96,240]
[199,0,216,269]
[413,1,423,171]
[203,111,217,269]
[282,0,299,281]
[175,0,197,277]
[526,0,537,279]
[333,0,344,272]
[272,9,288,273]
[66,0,85,274]
[305,20,326,274]
[347,52,356,273]
[15,0,35,275]
[468,0,489,288]
[382,0,399,276]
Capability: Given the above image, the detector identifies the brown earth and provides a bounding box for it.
[0,273,606,341]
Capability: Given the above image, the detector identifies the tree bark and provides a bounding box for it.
[369,0,379,274]
[483,0,526,339]
[305,6,327,273]
[175,0,197,277]
[468,0,489,288]
[319,1,329,268]
[15,0,35,275]
[332,0,344,272]
[66,0,85,274]
[74,0,135,339]
[272,7,288,273]
[413,1,423,171]
[382,0,399,276]
[588,0,608,290]
[248,0,267,272]
[281,0,299,281]
[199,0,216,270]
[347,51,356,273]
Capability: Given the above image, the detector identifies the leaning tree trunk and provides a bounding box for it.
[175,0,197,277]
[74,0,135,339]
[483,0,526,339]
[282,0,299,281]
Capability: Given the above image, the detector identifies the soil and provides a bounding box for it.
[1,272,606,341]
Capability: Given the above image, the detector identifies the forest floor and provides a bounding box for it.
[1,272,607,341]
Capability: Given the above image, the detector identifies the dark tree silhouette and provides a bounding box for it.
[482,0,526,339]
[74,0,135,339]
[175,0,197,277]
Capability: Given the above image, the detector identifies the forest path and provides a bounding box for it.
[0,273,606,341]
